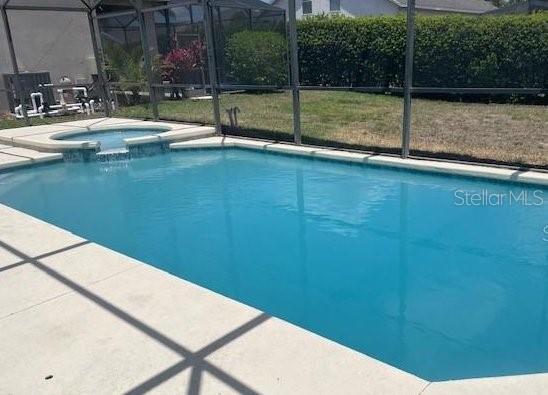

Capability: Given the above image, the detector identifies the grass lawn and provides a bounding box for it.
[2,91,546,168]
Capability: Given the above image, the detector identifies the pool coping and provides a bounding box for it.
[170,136,548,186]
[0,146,63,171]
[0,117,215,153]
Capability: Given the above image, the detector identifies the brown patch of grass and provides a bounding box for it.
[410,99,547,167]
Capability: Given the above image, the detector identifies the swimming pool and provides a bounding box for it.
[55,129,157,151]
[0,148,546,381]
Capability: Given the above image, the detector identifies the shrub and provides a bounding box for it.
[225,30,287,86]
[103,43,146,104]
[161,40,205,84]
[297,13,548,88]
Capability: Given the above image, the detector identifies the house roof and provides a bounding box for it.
[212,0,283,11]
[1,0,282,11]
[390,0,497,13]
[486,0,548,14]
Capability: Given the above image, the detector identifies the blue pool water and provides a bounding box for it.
[0,149,546,381]
[57,129,156,151]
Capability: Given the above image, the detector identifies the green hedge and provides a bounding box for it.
[226,30,288,86]
[297,13,548,88]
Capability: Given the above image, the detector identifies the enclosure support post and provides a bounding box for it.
[203,0,222,135]
[401,0,416,158]
[131,0,159,121]
[1,5,29,125]
[288,0,301,144]
[88,10,111,117]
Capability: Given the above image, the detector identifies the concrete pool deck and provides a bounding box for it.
[0,204,428,394]
[1,120,548,393]
[3,204,548,394]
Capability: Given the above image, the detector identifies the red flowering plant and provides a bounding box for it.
[161,40,205,84]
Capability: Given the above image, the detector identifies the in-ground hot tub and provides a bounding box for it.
[54,128,167,152]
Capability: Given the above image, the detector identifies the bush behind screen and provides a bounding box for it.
[297,13,547,88]
[226,30,288,86]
